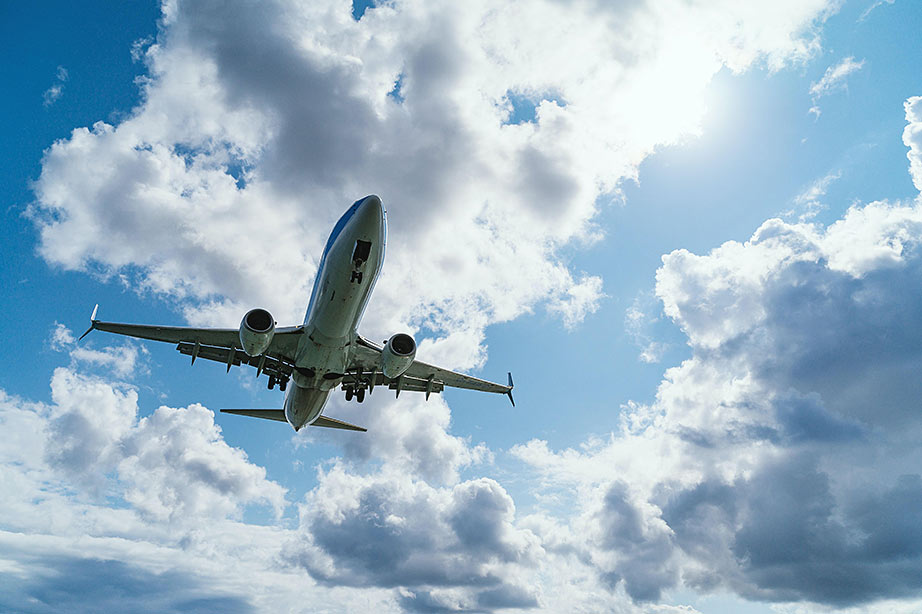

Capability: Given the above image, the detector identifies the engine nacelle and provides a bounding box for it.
[380,333,416,379]
[239,308,275,356]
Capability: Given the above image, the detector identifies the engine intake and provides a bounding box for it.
[380,333,416,378]
[239,308,275,356]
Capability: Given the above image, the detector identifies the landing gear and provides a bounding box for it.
[343,383,367,403]
[268,375,288,391]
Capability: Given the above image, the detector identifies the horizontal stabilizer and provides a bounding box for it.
[220,409,287,422]
[312,415,367,432]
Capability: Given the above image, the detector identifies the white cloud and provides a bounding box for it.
[42,66,68,107]
[50,323,143,378]
[29,0,834,366]
[903,96,922,191]
[39,367,288,520]
[12,100,922,614]
[859,0,896,22]
[625,294,670,363]
[311,393,491,484]
[284,464,543,609]
[809,56,865,117]
[23,1,913,612]
[0,367,334,612]
[786,170,841,221]
[50,322,76,349]
[516,189,922,607]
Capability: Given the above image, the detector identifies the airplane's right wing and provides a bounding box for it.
[82,308,304,382]
[352,336,514,404]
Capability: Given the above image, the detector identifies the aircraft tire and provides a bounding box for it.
[345,388,354,401]
[356,388,365,403]
[268,376,276,390]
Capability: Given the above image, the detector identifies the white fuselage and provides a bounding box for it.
[284,195,386,430]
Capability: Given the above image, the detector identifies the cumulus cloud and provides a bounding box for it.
[809,56,865,117]
[19,0,898,612]
[20,365,287,520]
[516,190,922,607]
[51,323,144,378]
[0,366,401,613]
[307,393,490,484]
[28,0,833,355]
[284,464,541,609]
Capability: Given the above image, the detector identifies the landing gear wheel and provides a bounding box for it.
[279,379,288,392]
[356,388,365,403]
[268,375,276,390]
[345,388,354,401]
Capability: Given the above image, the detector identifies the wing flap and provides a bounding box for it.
[177,343,294,378]
[340,372,445,394]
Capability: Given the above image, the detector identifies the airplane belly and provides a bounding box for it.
[284,384,330,431]
[304,194,385,338]
[312,264,371,338]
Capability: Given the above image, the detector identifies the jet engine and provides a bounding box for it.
[380,333,416,378]
[239,308,275,356]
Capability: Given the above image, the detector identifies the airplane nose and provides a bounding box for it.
[356,194,384,226]
[362,194,382,215]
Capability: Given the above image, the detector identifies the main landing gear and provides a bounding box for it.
[343,368,370,403]
[267,375,288,391]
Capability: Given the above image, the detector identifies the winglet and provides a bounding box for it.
[506,372,515,407]
[78,304,100,341]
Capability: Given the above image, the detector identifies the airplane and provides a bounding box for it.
[80,195,514,433]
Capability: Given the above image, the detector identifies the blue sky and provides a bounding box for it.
[3,1,922,612]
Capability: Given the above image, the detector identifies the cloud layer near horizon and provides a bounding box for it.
[11,0,922,613]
